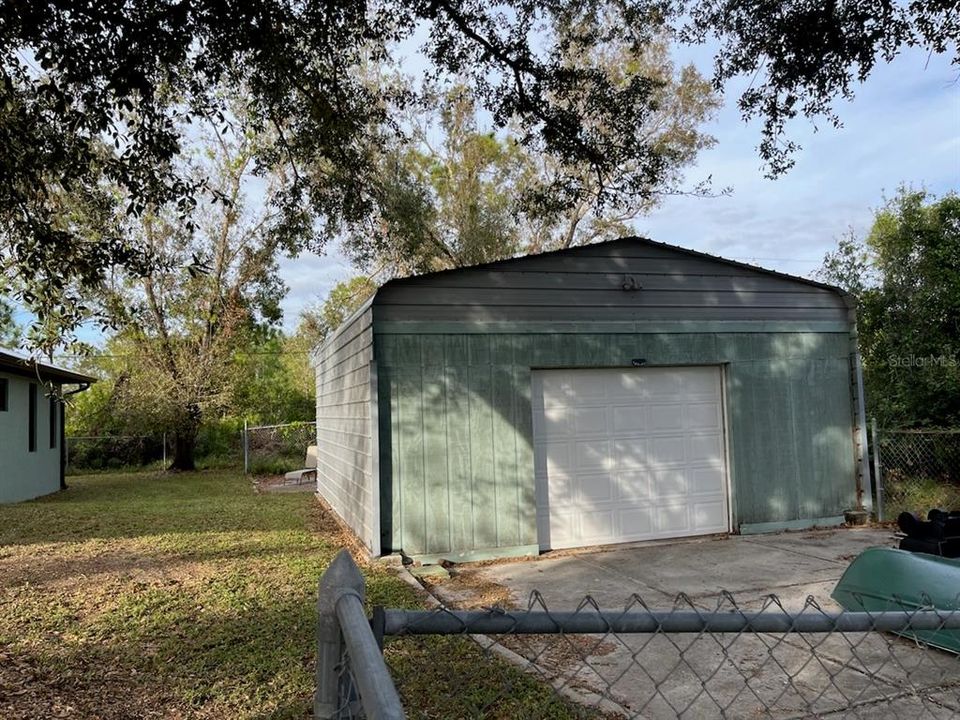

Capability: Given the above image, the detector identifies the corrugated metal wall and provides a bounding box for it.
[313,306,379,555]
[374,239,850,323]
[375,330,857,558]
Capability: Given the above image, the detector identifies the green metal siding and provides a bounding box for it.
[313,307,380,555]
[0,373,61,503]
[376,331,857,557]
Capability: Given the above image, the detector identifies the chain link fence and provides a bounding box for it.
[66,420,316,475]
[242,420,316,475]
[873,426,960,521]
[65,434,168,473]
[316,551,960,720]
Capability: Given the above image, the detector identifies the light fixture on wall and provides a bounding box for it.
[621,274,641,291]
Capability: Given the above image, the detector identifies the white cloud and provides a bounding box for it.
[277,246,354,331]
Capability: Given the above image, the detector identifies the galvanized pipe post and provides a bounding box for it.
[242,419,249,474]
[872,418,884,521]
[315,550,404,720]
[851,346,873,513]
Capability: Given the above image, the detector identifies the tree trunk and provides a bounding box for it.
[170,405,201,471]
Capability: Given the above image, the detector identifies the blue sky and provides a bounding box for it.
[280,44,960,330]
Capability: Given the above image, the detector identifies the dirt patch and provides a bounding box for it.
[308,496,371,566]
[416,565,618,685]
[252,474,314,493]
[0,540,218,592]
[434,567,519,609]
[504,634,618,672]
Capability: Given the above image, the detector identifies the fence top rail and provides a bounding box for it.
[246,421,316,431]
[66,435,155,440]
[880,428,960,435]
[381,608,960,636]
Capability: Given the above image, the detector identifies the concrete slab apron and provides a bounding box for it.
[468,529,925,718]
[485,530,893,611]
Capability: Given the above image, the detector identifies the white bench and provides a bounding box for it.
[284,445,318,485]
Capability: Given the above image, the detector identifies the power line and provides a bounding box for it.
[51,350,309,360]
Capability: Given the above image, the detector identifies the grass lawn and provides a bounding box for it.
[0,471,586,719]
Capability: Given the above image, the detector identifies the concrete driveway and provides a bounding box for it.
[471,527,891,611]
[433,528,960,719]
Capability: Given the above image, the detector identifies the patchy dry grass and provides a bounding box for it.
[0,471,591,719]
[884,477,960,520]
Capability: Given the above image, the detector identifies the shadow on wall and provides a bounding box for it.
[378,330,858,557]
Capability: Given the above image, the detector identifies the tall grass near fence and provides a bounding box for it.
[874,428,960,520]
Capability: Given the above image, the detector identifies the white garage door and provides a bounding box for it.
[532,366,729,550]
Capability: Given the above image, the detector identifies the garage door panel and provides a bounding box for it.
[534,366,729,551]
[647,436,686,464]
[548,511,578,545]
[547,474,576,505]
[540,407,570,437]
[578,373,609,399]
[573,406,609,436]
[687,434,724,463]
[579,473,613,503]
[641,370,683,396]
[614,436,687,469]
[582,510,615,541]
[652,468,687,498]
[612,372,646,395]
[614,439,648,469]
[683,370,721,396]
[691,466,725,494]
[614,471,652,501]
[612,405,646,433]
[575,439,611,473]
[539,373,572,406]
[687,402,722,429]
[693,501,727,529]
[656,504,691,533]
[620,508,654,536]
[544,441,574,477]
[647,404,684,431]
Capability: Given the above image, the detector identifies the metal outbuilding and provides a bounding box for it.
[313,237,870,561]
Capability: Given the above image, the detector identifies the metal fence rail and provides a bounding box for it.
[383,608,960,635]
[316,552,960,720]
[873,425,960,521]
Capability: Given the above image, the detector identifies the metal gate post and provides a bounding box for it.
[315,552,356,718]
[872,418,884,521]
[315,550,404,720]
[242,419,249,474]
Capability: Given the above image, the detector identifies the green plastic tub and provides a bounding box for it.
[832,546,960,653]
